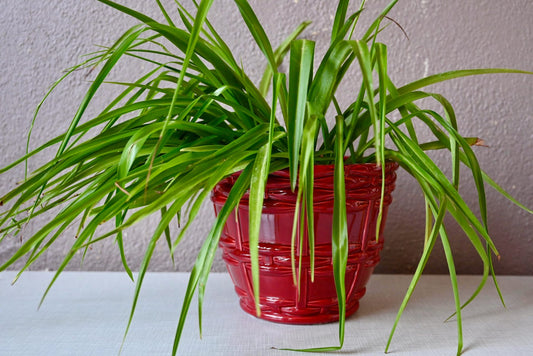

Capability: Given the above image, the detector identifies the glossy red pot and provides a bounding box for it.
[211,162,398,324]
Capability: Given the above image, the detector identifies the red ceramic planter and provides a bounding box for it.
[211,162,398,324]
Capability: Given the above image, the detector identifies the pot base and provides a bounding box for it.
[236,286,363,324]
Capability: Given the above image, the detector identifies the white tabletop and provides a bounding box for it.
[0,272,531,355]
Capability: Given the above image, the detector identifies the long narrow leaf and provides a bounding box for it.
[233,0,277,71]
[287,39,315,190]
[332,116,348,348]
[173,165,252,355]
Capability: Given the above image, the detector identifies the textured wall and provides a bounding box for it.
[0,0,532,275]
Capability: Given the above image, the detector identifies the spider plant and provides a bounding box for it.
[0,0,531,354]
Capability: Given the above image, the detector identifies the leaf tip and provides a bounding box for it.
[474,138,488,147]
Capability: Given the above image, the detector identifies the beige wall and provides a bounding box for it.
[1,0,532,274]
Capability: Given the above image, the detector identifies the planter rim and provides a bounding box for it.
[268,161,399,178]
[211,161,399,212]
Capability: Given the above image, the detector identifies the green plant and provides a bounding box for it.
[0,0,531,354]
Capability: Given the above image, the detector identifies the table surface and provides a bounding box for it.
[0,272,532,356]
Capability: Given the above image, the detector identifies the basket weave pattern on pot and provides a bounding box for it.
[212,162,398,324]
